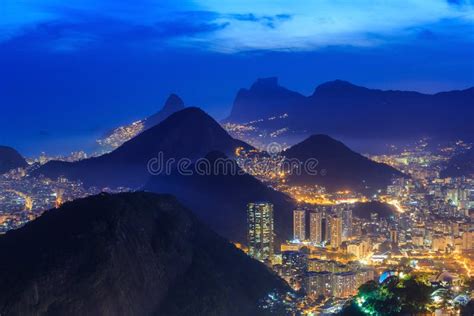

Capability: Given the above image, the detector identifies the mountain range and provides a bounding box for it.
[228,77,306,123]
[34,107,296,242]
[33,108,404,242]
[0,146,28,174]
[34,107,251,188]
[0,192,289,315]
[283,135,405,193]
[226,78,474,141]
[97,94,186,150]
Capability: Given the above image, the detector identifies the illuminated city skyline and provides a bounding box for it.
[1,1,473,315]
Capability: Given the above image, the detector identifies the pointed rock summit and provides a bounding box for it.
[250,77,280,90]
[162,93,184,111]
[226,77,306,122]
[144,93,186,129]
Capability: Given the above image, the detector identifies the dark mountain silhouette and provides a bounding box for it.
[145,151,296,243]
[283,135,405,193]
[143,93,185,129]
[0,146,28,174]
[441,148,474,178]
[225,78,474,141]
[306,80,474,139]
[0,192,289,316]
[98,94,186,150]
[227,77,306,123]
[34,108,251,188]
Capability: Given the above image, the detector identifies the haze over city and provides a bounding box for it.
[0,1,473,315]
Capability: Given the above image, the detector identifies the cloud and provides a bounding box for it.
[0,10,230,53]
[447,0,474,6]
[229,13,291,29]
[153,11,229,37]
[186,0,474,52]
[1,0,473,52]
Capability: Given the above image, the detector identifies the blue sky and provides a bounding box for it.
[1,0,473,155]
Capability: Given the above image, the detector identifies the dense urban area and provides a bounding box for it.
[1,132,473,315]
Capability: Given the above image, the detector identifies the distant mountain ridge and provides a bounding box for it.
[228,77,306,123]
[97,94,186,150]
[284,134,406,193]
[35,107,252,188]
[143,93,185,129]
[225,78,474,141]
[0,192,289,315]
[0,146,28,174]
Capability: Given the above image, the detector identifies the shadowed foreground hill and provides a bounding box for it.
[145,151,296,243]
[0,192,288,316]
[284,135,405,193]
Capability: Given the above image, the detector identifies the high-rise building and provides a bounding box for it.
[305,269,374,299]
[307,259,348,273]
[247,202,274,263]
[462,230,474,251]
[330,216,343,249]
[304,272,332,298]
[412,235,424,247]
[356,269,375,288]
[281,251,308,289]
[343,209,352,241]
[432,234,448,252]
[309,211,323,244]
[346,239,372,260]
[389,228,398,244]
[446,188,469,207]
[333,204,353,241]
[352,217,363,238]
[332,272,357,298]
[293,209,306,241]
[322,215,331,244]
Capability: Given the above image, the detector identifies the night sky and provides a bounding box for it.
[1,0,473,155]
